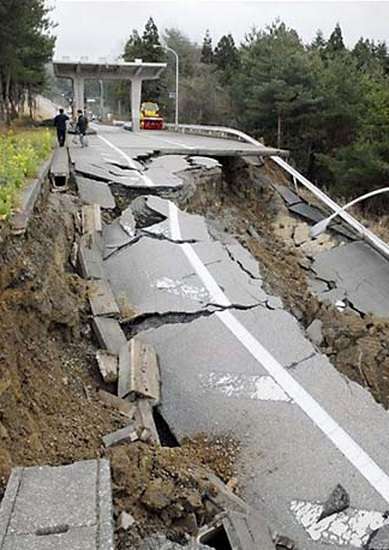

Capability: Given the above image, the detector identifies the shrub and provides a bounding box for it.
[0,129,54,220]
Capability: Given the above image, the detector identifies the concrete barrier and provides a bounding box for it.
[10,158,52,236]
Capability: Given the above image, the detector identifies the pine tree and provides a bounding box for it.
[201,30,213,64]
[214,34,239,73]
[326,23,345,55]
[311,29,326,51]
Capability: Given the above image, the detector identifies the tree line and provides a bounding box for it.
[0,0,55,124]
[121,17,389,209]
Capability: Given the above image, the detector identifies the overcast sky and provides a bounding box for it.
[51,1,389,60]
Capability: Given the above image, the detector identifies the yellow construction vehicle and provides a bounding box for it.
[140,101,164,130]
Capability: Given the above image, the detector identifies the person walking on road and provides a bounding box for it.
[76,110,89,148]
[53,108,69,147]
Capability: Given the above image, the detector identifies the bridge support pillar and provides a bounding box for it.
[73,76,85,116]
[131,78,142,133]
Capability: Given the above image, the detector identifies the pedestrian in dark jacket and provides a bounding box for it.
[76,110,89,147]
[53,108,69,147]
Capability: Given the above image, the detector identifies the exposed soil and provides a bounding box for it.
[0,176,242,546]
[109,435,239,549]
[180,157,389,408]
[0,185,126,486]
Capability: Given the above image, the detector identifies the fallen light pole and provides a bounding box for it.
[310,187,389,238]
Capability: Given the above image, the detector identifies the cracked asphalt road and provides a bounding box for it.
[73,125,389,550]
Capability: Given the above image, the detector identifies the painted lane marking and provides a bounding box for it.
[168,200,389,503]
[202,373,290,402]
[96,134,155,187]
[291,500,388,547]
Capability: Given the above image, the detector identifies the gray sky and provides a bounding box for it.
[51,1,389,60]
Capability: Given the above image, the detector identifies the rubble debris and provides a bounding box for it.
[82,204,102,234]
[135,399,160,445]
[76,175,116,209]
[293,223,310,246]
[118,337,160,403]
[318,484,350,522]
[96,350,119,384]
[139,535,212,549]
[98,390,136,419]
[88,279,120,317]
[366,524,389,550]
[118,511,136,531]
[92,317,127,355]
[78,232,105,280]
[198,509,274,550]
[306,319,323,346]
[274,534,297,549]
[103,424,138,448]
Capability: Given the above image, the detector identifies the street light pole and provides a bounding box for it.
[154,44,179,129]
[310,187,389,238]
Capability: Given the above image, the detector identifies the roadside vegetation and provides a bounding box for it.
[0,129,53,219]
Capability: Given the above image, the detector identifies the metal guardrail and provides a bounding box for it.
[167,123,389,260]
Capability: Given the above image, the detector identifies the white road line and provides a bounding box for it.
[168,200,389,503]
[96,134,154,187]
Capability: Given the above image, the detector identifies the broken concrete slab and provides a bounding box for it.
[118,337,160,403]
[143,166,183,188]
[92,317,127,355]
[76,176,116,209]
[104,237,266,317]
[306,319,323,346]
[225,242,262,280]
[190,156,221,170]
[144,208,211,242]
[300,232,336,258]
[293,223,310,246]
[288,202,325,224]
[103,221,136,258]
[312,240,389,317]
[119,207,136,237]
[98,389,136,418]
[82,204,102,234]
[96,350,118,384]
[88,279,120,317]
[199,510,274,550]
[140,535,212,550]
[367,524,389,550]
[78,233,105,280]
[0,460,113,550]
[147,155,191,173]
[135,398,160,445]
[102,424,138,448]
[274,184,302,206]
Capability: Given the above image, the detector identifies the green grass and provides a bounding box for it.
[0,129,54,220]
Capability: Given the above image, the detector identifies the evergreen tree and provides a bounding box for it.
[311,29,326,51]
[0,0,55,123]
[214,34,239,74]
[201,30,213,64]
[326,23,345,55]
[123,30,144,61]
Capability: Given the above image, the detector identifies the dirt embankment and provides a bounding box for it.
[0,178,242,547]
[0,187,126,485]
[181,157,389,408]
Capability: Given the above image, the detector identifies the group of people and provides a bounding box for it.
[53,108,89,148]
